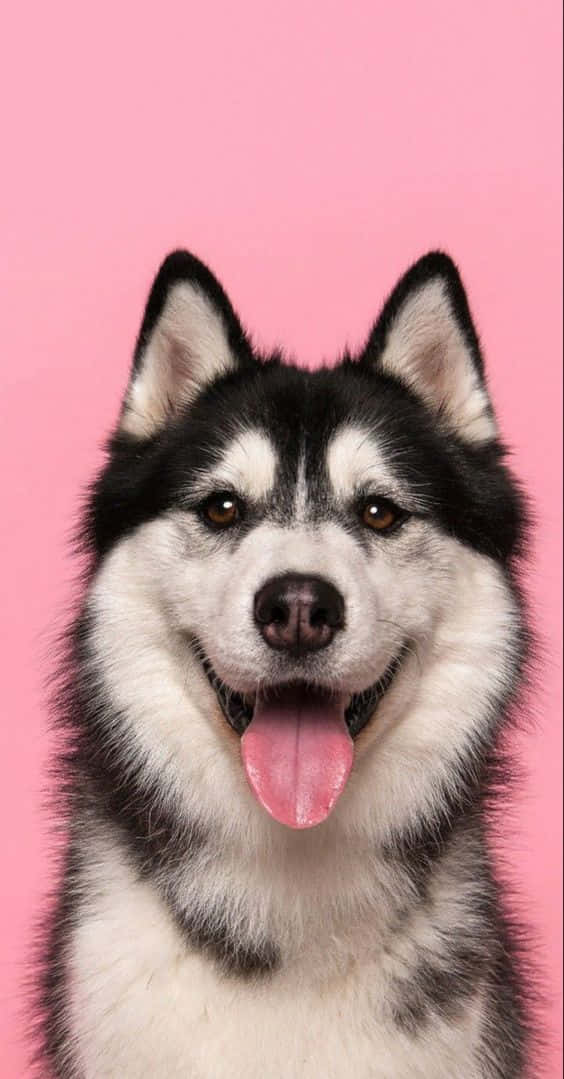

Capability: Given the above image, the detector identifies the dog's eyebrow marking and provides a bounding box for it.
[326,427,397,500]
[208,430,278,500]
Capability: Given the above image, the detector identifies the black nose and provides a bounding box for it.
[254,574,345,655]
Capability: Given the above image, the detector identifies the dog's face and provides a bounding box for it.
[84,252,524,838]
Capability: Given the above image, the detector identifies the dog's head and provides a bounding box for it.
[82,251,525,841]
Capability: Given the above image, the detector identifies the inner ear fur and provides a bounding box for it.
[120,250,251,439]
[363,252,497,444]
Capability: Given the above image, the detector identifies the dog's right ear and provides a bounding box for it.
[119,251,252,439]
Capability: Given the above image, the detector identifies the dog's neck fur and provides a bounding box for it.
[76,760,485,986]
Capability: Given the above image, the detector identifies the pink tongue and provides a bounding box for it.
[241,687,353,829]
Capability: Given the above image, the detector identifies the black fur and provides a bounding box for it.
[89,364,525,565]
[391,940,487,1035]
[177,909,280,978]
[387,816,529,1064]
[364,250,486,377]
[37,843,82,1079]
[132,249,255,374]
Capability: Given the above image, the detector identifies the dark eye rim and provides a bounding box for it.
[358,495,410,535]
[199,491,245,530]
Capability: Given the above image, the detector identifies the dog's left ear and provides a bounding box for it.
[362,253,497,444]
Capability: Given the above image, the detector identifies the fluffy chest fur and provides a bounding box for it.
[64,822,488,1079]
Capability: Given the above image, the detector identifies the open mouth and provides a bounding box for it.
[201,650,406,739]
[197,648,407,831]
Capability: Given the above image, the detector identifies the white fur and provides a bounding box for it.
[326,426,429,511]
[293,449,308,521]
[379,279,497,444]
[199,430,278,502]
[67,821,486,1078]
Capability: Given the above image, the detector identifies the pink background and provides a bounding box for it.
[1,2,562,1075]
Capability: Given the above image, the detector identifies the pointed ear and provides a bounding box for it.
[363,253,497,444]
[120,251,252,438]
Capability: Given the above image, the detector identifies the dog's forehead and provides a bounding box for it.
[211,423,395,495]
[207,397,397,508]
[181,363,434,516]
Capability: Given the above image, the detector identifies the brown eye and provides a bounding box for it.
[202,494,241,529]
[361,499,401,533]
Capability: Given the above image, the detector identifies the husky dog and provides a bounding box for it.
[38,250,530,1077]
